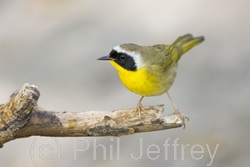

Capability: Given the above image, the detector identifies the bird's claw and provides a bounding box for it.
[172,109,189,129]
[136,103,145,122]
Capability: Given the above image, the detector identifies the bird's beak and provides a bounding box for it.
[97,55,115,60]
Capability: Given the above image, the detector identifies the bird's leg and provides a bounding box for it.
[166,92,189,128]
[166,92,178,112]
[136,96,144,121]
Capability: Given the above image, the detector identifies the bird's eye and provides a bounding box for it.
[119,54,126,61]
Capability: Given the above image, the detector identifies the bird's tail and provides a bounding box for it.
[172,34,204,55]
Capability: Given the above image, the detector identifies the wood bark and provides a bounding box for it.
[0,84,188,148]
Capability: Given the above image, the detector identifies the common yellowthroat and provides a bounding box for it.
[98,34,204,124]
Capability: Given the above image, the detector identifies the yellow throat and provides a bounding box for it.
[109,60,178,96]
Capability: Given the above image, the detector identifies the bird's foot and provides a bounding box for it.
[136,102,145,122]
[171,109,189,129]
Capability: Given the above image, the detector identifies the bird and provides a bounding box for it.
[98,34,204,125]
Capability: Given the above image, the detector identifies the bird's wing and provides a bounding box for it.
[150,44,178,71]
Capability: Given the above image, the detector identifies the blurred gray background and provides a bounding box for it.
[0,0,249,167]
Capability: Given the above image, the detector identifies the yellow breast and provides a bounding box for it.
[110,61,177,96]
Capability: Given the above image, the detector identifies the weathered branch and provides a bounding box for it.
[0,83,187,148]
